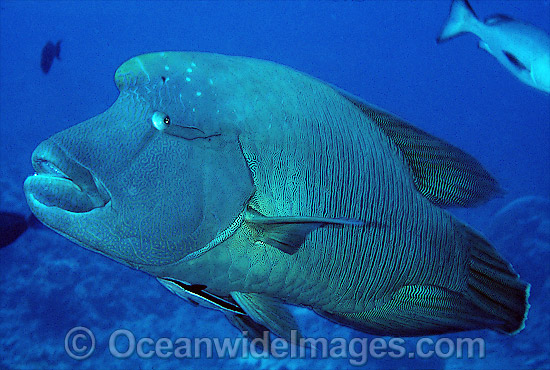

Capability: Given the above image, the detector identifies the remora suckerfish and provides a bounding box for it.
[24,52,530,341]
[437,0,550,93]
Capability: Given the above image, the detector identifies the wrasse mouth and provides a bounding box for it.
[24,141,111,214]
[35,158,71,179]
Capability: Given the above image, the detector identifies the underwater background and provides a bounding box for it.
[0,1,548,369]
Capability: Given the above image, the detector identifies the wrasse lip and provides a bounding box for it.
[33,155,88,195]
[26,172,97,213]
[27,142,111,213]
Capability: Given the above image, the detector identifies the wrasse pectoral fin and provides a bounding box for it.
[245,209,363,255]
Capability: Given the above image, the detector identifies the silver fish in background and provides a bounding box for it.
[437,0,550,94]
[24,52,529,341]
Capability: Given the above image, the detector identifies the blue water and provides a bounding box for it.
[0,1,548,369]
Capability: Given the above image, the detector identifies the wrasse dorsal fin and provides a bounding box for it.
[335,90,503,208]
[245,209,363,255]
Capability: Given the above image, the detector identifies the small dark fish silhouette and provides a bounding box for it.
[40,40,61,74]
[0,212,43,248]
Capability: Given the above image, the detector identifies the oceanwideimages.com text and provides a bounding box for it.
[65,326,485,365]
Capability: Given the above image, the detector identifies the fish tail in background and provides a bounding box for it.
[463,224,530,334]
[55,40,62,60]
[437,0,480,43]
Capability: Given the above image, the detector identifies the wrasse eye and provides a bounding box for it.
[152,111,170,131]
[151,110,219,141]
